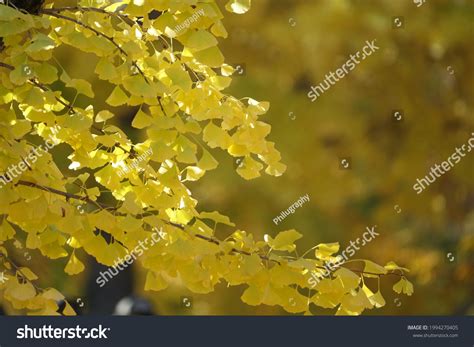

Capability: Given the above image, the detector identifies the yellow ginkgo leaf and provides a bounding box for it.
[265,229,302,252]
[182,30,218,52]
[236,156,263,180]
[241,284,263,306]
[106,86,128,107]
[203,122,232,149]
[96,110,114,122]
[197,149,218,171]
[363,260,387,277]
[132,109,153,129]
[5,279,36,302]
[64,253,85,275]
[144,271,168,291]
[334,268,360,292]
[336,290,373,316]
[199,211,235,226]
[0,220,16,242]
[18,267,38,281]
[315,242,340,259]
[362,285,386,308]
[393,277,414,296]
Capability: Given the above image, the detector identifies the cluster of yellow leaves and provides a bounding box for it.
[0,0,411,315]
[0,247,76,315]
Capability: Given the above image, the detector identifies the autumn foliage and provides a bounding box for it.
[0,0,412,315]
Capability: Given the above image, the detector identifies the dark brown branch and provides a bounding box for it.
[0,62,13,70]
[17,180,96,205]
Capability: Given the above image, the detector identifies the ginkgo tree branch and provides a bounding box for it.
[38,9,172,117]
[4,53,401,282]
[38,9,147,82]
[48,6,174,119]
[44,6,181,120]
[0,62,134,155]
[44,6,134,26]
[14,180,404,279]
[0,61,75,111]
[16,180,97,205]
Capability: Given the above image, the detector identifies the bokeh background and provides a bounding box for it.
[4,0,473,315]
